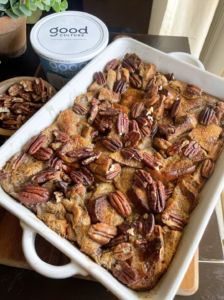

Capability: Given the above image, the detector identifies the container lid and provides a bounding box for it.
[30,11,108,63]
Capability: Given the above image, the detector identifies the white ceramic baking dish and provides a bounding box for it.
[0,38,224,300]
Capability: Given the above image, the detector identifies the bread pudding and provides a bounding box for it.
[0,53,223,291]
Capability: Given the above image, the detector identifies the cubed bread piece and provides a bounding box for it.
[98,88,119,102]
[37,202,66,220]
[74,92,95,108]
[38,213,67,238]
[189,124,222,143]
[169,80,187,94]
[87,81,104,93]
[57,109,86,136]
[163,226,182,268]
[139,62,156,90]
[113,167,135,200]
[106,69,116,90]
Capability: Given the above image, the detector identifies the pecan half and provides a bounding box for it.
[130,73,142,89]
[67,147,94,158]
[94,116,113,133]
[167,139,189,156]
[130,102,144,119]
[105,163,121,180]
[33,78,45,95]
[139,124,151,138]
[140,213,155,238]
[0,173,11,180]
[8,83,23,96]
[11,151,28,170]
[121,148,143,161]
[129,120,140,132]
[81,151,102,165]
[46,157,62,170]
[105,59,119,71]
[201,159,214,178]
[102,137,122,152]
[118,221,142,236]
[70,167,94,186]
[136,116,151,127]
[33,147,53,161]
[199,107,215,126]
[94,71,107,85]
[134,238,147,249]
[117,113,129,135]
[114,243,133,260]
[24,133,47,155]
[186,84,202,96]
[17,185,49,203]
[11,103,31,115]
[122,58,139,72]
[99,107,120,116]
[32,168,58,184]
[148,237,163,261]
[165,73,174,81]
[20,80,33,92]
[52,130,69,143]
[72,102,88,114]
[171,98,182,118]
[158,123,176,136]
[109,190,132,217]
[113,80,127,94]
[88,103,98,124]
[53,179,68,194]
[143,152,163,170]
[184,141,201,159]
[134,170,152,189]
[147,181,166,213]
[88,223,117,245]
[112,261,137,285]
[123,131,141,147]
[107,234,129,248]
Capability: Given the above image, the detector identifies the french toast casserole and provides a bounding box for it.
[0,53,223,291]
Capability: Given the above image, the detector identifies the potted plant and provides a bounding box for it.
[0,0,68,59]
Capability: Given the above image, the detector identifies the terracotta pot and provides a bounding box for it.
[0,16,27,59]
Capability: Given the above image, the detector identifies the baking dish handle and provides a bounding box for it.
[20,221,88,279]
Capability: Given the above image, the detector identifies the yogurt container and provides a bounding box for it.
[30,11,108,89]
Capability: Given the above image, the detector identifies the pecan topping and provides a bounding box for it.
[17,185,49,203]
[94,116,113,133]
[117,113,129,135]
[129,120,140,132]
[113,80,127,94]
[134,238,147,249]
[165,73,174,81]
[70,167,94,186]
[171,98,182,118]
[184,141,201,159]
[130,73,142,89]
[143,152,163,169]
[109,190,132,217]
[102,137,122,152]
[32,168,58,184]
[199,107,215,126]
[112,261,137,285]
[114,243,133,260]
[122,58,139,72]
[33,78,44,95]
[72,102,88,115]
[167,213,188,230]
[130,102,144,119]
[134,170,152,189]
[148,181,166,213]
[81,151,102,165]
[98,100,111,111]
[136,116,151,127]
[165,183,174,198]
[24,133,47,155]
[0,173,11,180]
[148,237,163,261]
[186,84,202,96]
[67,148,94,158]
[53,180,68,194]
[105,59,119,71]
[88,223,117,245]
[158,123,176,135]
[33,147,53,161]
[139,124,151,138]
[88,103,98,124]
[105,163,121,180]
[99,107,120,117]
[46,157,62,170]
[201,159,214,178]
[107,234,129,248]
[11,151,28,170]
[140,213,155,238]
[118,221,142,236]
[94,71,107,85]
[121,148,143,161]
[52,130,69,143]
[167,139,189,156]
[123,131,141,147]
[60,172,72,183]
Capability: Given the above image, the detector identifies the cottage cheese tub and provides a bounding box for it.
[30,11,108,89]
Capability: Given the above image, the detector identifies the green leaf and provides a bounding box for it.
[45,4,50,11]
[19,3,32,16]
[60,0,68,10]
[52,2,60,12]
[35,1,44,9]
[5,8,19,18]
[26,0,30,10]
[0,0,8,4]
[30,3,37,10]
[43,0,50,5]
[0,4,6,10]
[12,4,27,17]
[9,0,14,12]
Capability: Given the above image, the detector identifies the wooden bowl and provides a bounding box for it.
[0,77,57,136]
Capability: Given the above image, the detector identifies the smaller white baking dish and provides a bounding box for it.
[0,38,224,300]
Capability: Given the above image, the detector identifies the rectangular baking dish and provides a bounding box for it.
[0,38,224,300]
